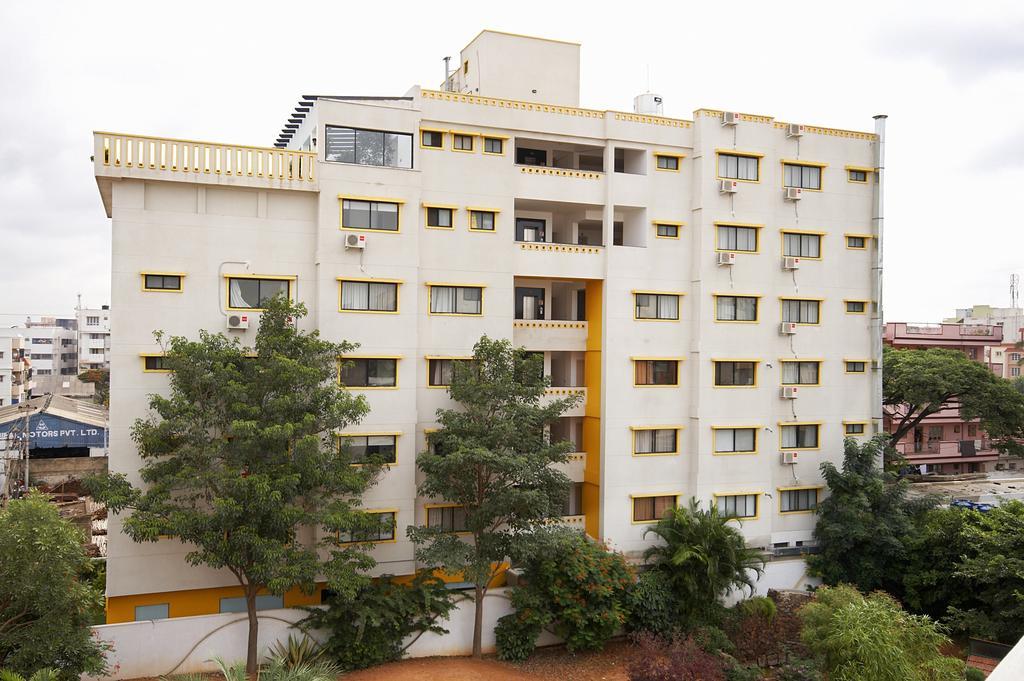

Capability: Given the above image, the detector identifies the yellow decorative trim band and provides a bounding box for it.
[519,243,602,254]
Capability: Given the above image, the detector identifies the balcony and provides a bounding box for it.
[895,439,1000,465]
[514,320,588,351]
[544,387,586,418]
[513,278,589,351]
[885,322,1002,349]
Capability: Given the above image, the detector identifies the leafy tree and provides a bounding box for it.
[808,435,934,595]
[90,297,381,674]
[901,506,979,621]
[0,492,108,679]
[77,368,109,407]
[883,345,1024,456]
[641,498,765,629]
[799,584,963,681]
[409,336,581,658]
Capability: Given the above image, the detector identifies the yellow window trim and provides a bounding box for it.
[450,131,477,153]
[337,509,399,545]
[425,281,488,288]
[632,289,685,296]
[714,222,763,253]
[779,297,823,326]
[339,196,404,233]
[715,150,762,184]
[713,293,762,323]
[419,129,446,150]
[423,205,457,230]
[630,356,686,361]
[654,224,682,239]
[338,355,402,390]
[780,160,826,192]
[224,275,295,312]
[715,148,765,158]
[844,165,874,173]
[654,152,687,159]
[630,493,682,524]
[425,356,473,389]
[139,353,171,373]
[780,159,828,168]
[711,491,762,520]
[629,425,684,457]
[780,229,826,236]
[631,357,683,388]
[481,136,508,156]
[845,165,874,183]
[421,202,459,209]
[779,359,823,387]
[844,299,871,314]
[468,208,500,234]
[337,278,402,315]
[222,273,296,280]
[420,127,447,133]
[337,194,407,203]
[141,271,186,293]
[447,129,482,137]
[711,359,760,389]
[844,232,874,238]
[466,206,502,213]
[776,487,823,515]
[710,425,760,455]
[652,220,685,227]
[844,359,869,374]
[336,276,403,284]
[778,421,823,451]
[340,354,403,359]
[842,420,869,426]
[780,230,825,260]
[654,153,683,172]
[426,283,486,317]
[844,233,872,249]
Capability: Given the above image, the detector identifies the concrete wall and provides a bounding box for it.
[9,455,108,487]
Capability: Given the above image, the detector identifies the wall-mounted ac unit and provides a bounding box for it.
[779,322,798,335]
[345,233,367,249]
[722,111,739,126]
[717,251,736,266]
[781,386,799,399]
[786,123,804,137]
[785,187,803,201]
[720,179,738,194]
[781,451,800,465]
[226,314,249,330]
[782,256,801,270]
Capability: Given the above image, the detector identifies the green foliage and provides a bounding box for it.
[409,336,581,656]
[965,667,986,681]
[89,296,378,673]
[300,572,455,671]
[691,626,735,655]
[171,656,340,681]
[0,493,109,679]
[736,597,776,622]
[724,664,763,681]
[799,585,964,681]
[884,346,1024,457]
[641,498,765,630]
[0,669,60,681]
[625,570,680,638]
[77,368,109,407]
[494,615,542,662]
[775,659,822,681]
[266,634,323,668]
[902,506,979,621]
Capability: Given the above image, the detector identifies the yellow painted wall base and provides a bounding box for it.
[106,583,325,624]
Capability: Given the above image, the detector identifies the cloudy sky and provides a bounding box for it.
[1,0,1021,323]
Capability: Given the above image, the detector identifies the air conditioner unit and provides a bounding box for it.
[781,386,799,399]
[785,187,802,201]
[717,251,736,266]
[719,179,738,194]
[722,111,739,126]
[786,123,804,137]
[345,233,367,249]
[781,451,800,465]
[779,322,798,335]
[782,256,801,270]
[226,314,249,330]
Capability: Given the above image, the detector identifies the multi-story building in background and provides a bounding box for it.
[0,333,32,406]
[946,304,1024,344]
[77,305,111,371]
[22,316,78,395]
[93,30,884,623]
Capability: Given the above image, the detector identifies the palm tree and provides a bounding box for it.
[643,498,766,625]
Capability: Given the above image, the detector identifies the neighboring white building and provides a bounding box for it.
[0,333,32,407]
[92,30,884,624]
[21,317,78,395]
[947,304,1024,344]
[77,305,111,370]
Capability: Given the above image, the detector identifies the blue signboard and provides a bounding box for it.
[0,413,107,449]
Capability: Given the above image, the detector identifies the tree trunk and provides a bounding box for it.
[245,583,259,675]
[472,582,484,658]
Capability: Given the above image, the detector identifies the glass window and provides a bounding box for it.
[228,277,289,309]
[716,296,758,321]
[783,163,822,190]
[325,126,412,169]
[421,130,443,148]
[219,595,284,613]
[781,299,820,324]
[716,494,757,518]
[656,155,679,170]
[134,604,169,621]
[339,280,398,312]
[717,225,758,252]
[86,316,100,325]
[714,361,756,386]
[339,511,396,543]
[483,137,503,154]
[847,236,867,249]
[846,361,866,373]
[144,356,168,371]
[844,423,866,435]
[780,488,818,513]
[561,482,584,516]
[342,199,400,231]
[781,361,820,385]
[717,153,759,181]
[470,211,495,231]
[633,495,677,522]
[428,358,471,387]
[429,286,483,315]
[453,134,474,151]
[634,360,679,386]
[144,274,182,291]
[713,428,757,453]
[848,169,867,182]
[781,424,820,449]
[634,429,678,455]
[846,301,866,313]
[426,207,453,228]
[635,293,680,320]
[342,435,397,464]
[341,358,397,388]
[656,224,679,238]
[783,232,821,258]
[427,506,469,532]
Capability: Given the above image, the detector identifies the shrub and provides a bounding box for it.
[494,613,543,662]
[964,667,986,681]
[625,570,679,637]
[265,634,323,668]
[775,659,823,681]
[627,632,726,681]
[691,625,735,655]
[728,595,802,668]
[737,596,776,621]
[724,663,762,681]
[0,670,60,681]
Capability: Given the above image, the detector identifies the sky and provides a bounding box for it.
[0,0,1022,323]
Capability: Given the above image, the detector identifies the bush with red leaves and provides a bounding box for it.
[627,632,727,681]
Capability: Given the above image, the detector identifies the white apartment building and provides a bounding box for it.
[21,318,78,395]
[93,30,883,623]
[77,305,111,370]
[0,333,31,407]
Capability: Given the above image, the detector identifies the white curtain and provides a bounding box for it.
[342,282,368,310]
[431,286,456,313]
[716,296,736,320]
[229,279,256,308]
[368,283,396,311]
[658,295,678,319]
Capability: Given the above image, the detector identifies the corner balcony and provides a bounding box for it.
[514,320,588,351]
[544,387,586,418]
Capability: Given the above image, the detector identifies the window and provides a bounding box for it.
[632,495,677,522]
[425,206,453,229]
[1013,367,1022,377]
[783,163,822,190]
[717,224,759,252]
[339,511,396,544]
[429,285,483,315]
[427,505,469,532]
[90,333,105,340]
[339,280,398,312]
[782,232,822,258]
[633,428,679,455]
[86,316,100,326]
[634,359,679,386]
[847,168,868,183]
[324,125,412,168]
[134,604,169,621]
[220,595,284,613]
[341,435,397,464]
[845,300,867,314]
[341,358,397,388]
[341,199,401,231]
[427,358,471,387]
[655,223,679,238]
[32,354,53,360]
[713,428,757,454]
[655,154,680,171]
[718,153,759,181]
[715,295,759,322]
[846,235,868,249]
[469,210,496,232]
[421,130,443,149]
[781,361,820,385]
[716,494,758,519]
[781,423,820,449]
[143,356,169,372]
[562,483,584,516]
[780,488,818,513]
[483,137,504,154]
[714,361,757,387]
[143,274,183,291]
[35,369,52,375]
[844,423,866,435]
[781,299,821,324]
[31,338,52,345]
[452,134,474,152]
[228,277,290,310]
[634,293,680,320]
[845,361,866,373]
[1010,353,1021,362]
[89,348,104,355]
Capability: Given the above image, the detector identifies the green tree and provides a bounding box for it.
[641,498,765,629]
[0,492,108,679]
[884,345,1024,456]
[90,297,381,674]
[808,435,933,595]
[408,336,581,658]
[901,507,979,621]
[77,368,109,407]
[800,584,963,681]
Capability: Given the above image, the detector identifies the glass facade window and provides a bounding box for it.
[848,169,867,182]
[421,130,443,148]
[427,506,469,532]
[781,424,820,449]
[846,301,867,313]
[325,126,412,168]
[144,356,168,371]
[483,137,503,154]
[846,361,866,373]
[656,155,679,170]
[470,211,495,231]
[338,511,396,544]
[783,232,821,258]
[634,428,678,455]
[428,358,471,387]
[656,224,679,238]
[844,423,866,435]
[452,134,474,151]
[426,207,453,228]
[144,274,182,291]
[341,434,397,464]
[847,236,867,248]
[781,361,820,385]
[780,489,818,513]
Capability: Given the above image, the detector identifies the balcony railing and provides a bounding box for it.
[895,439,998,459]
